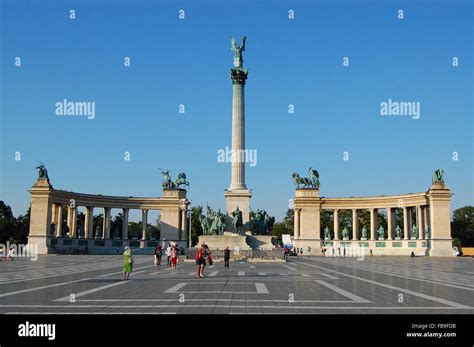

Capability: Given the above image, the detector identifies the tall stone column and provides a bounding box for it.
[56,204,63,237]
[224,43,252,232]
[333,209,339,240]
[141,209,148,240]
[370,208,377,240]
[352,209,358,240]
[84,207,94,239]
[122,208,129,240]
[387,208,393,240]
[403,207,409,240]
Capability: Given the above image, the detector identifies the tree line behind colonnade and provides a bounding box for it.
[0,201,473,248]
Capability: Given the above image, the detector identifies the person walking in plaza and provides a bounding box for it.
[171,246,178,271]
[166,244,172,266]
[122,246,133,280]
[154,245,162,266]
[195,244,206,278]
[7,246,16,261]
[176,247,181,267]
[307,246,311,257]
[224,246,230,268]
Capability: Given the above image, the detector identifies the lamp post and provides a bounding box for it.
[188,208,193,249]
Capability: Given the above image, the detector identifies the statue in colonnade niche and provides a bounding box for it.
[63,224,70,237]
[324,226,331,240]
[113,226,120,239]
[50,223,56,236]
[361,226,368,240]
[377,225,385,240]
[395,224,402,240]
[411,225,418,239]
[77,226,84,238]
[341,227,349,240]
[94,225,102,239]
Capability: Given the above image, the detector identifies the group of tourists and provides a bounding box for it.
[154,244,183,269]
[122,243,235,280]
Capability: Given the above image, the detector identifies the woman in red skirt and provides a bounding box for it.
[171,246,178,271]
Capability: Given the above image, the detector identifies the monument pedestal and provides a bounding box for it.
[198,232,250,250]
[225,189,252,233]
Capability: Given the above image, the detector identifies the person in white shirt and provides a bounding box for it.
[166,245,172,266]
[8,247,16,261]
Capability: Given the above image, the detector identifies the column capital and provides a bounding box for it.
[230,68,248,85]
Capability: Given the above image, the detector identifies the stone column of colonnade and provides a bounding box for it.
[403,207,409,240]
[333,209,339,240]
[67,205,77,238]
[370,208,377,240]
[55,204,63,237]
[122,208,129,240]
[387,208,393,240]
[84,206,94,238]
[141,209,148,240]
[417,206,425,240]
[352,209,359,240]
[102,207,111,240]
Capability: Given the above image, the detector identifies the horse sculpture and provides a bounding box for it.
[292,173,311,188]
[173,172,189,188]
[292,167,321,189]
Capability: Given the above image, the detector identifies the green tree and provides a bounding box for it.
[0,201,16,243]
[451,206,474,246]
[358,209,370,230]
[190,206,203,246]
[14,207,31,243]
[282,209,294,235]
[271,223,290,242]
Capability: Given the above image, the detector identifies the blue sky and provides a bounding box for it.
[1,0,473,222]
